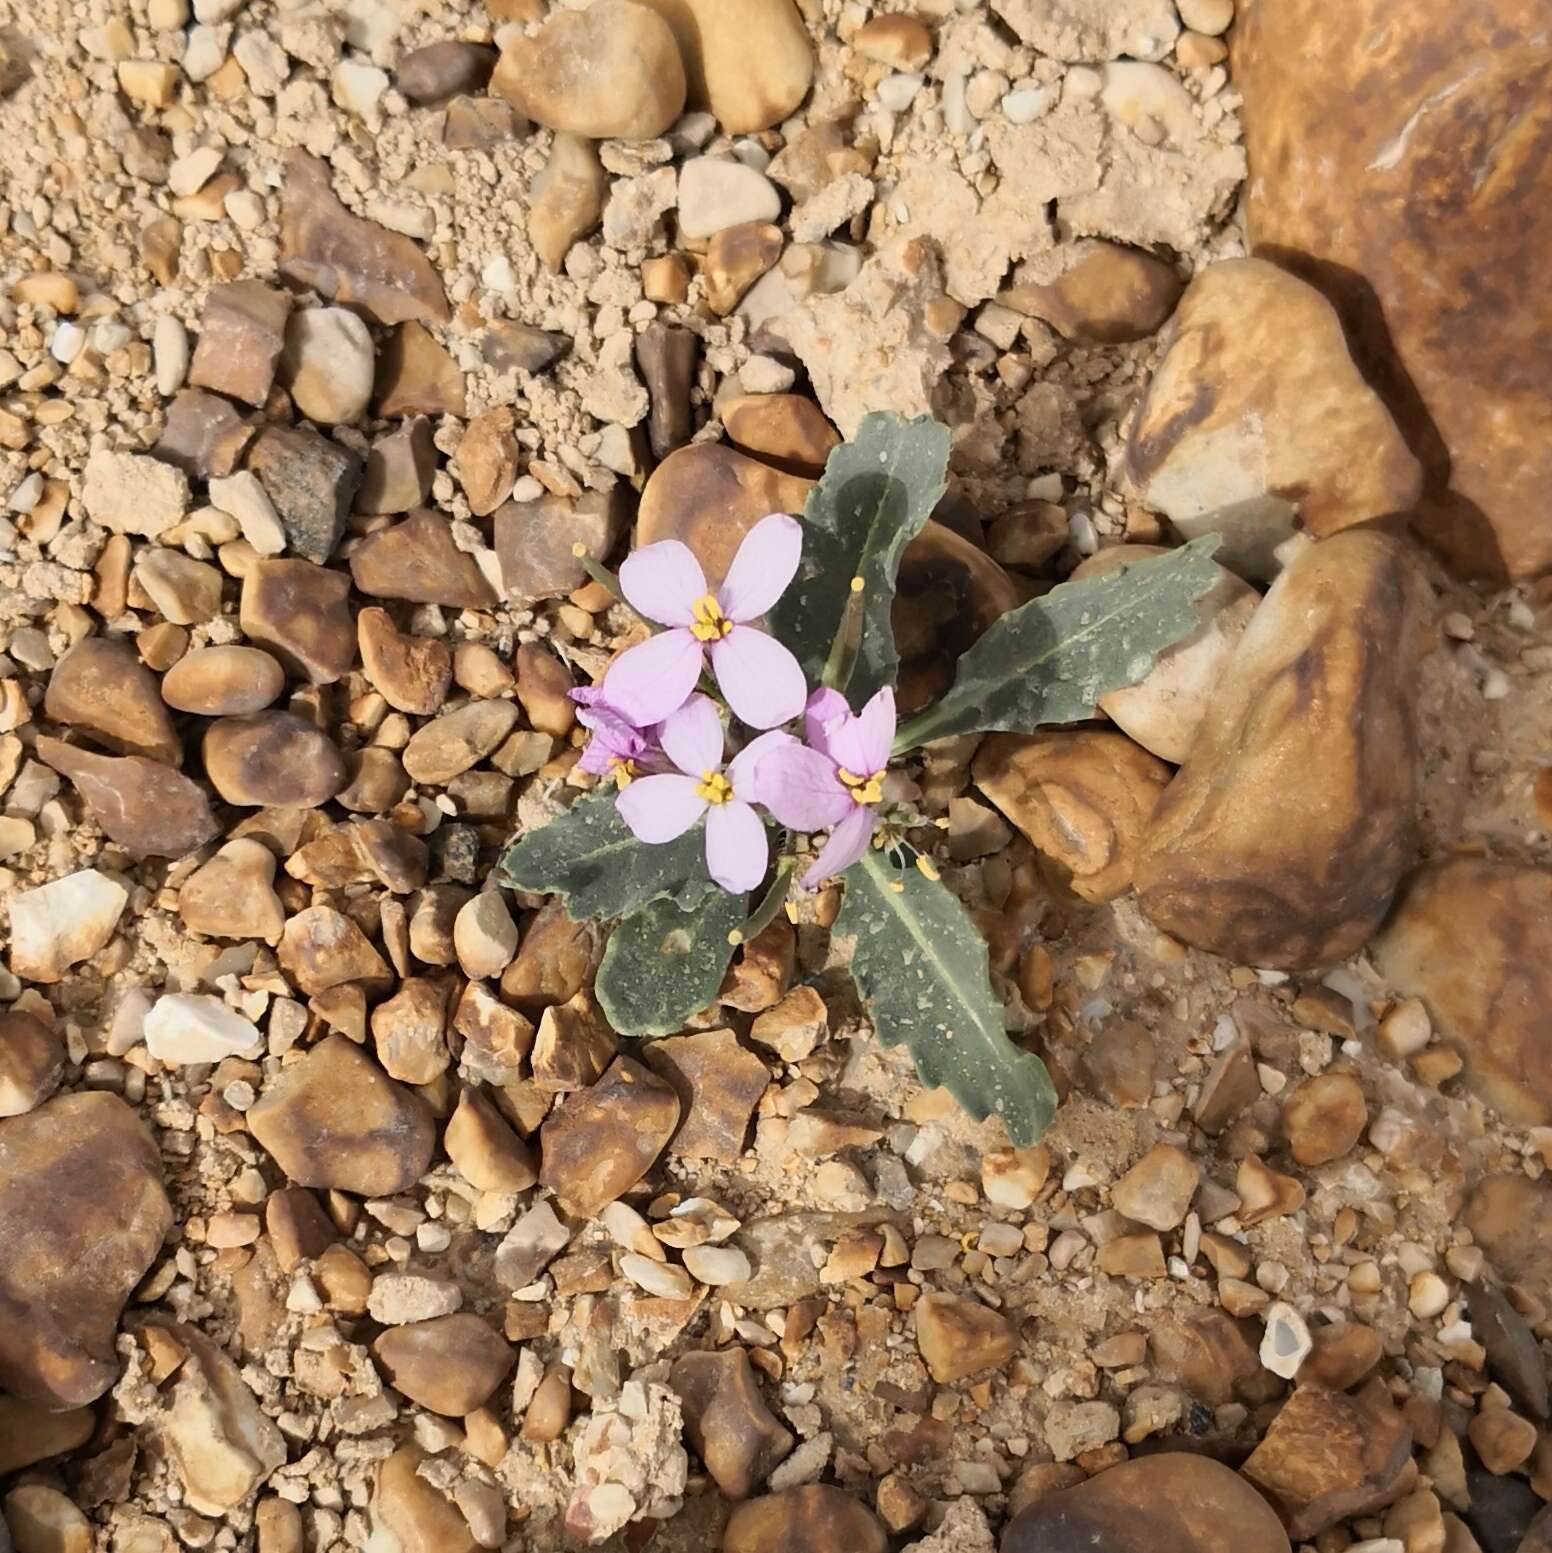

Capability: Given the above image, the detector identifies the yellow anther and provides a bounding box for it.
[838,767,883,806]
[915,854,940,882]
[959,1231,978,1253]
[689,593,733,642]
[571,542,586,557]
[608,757,638,788]
[727,929,744,946]
[694,769,734,804]
[850,575,865,593]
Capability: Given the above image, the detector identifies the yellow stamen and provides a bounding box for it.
[689,593,733,643]
[694,768,734,804]
[838,767,883,806]
[608,757,638,788]
[915,854,940,882]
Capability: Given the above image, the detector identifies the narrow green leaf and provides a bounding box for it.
[497,791,714,920]
[596,891,747,1037]
[838,852,1057,1145]
[770,411,951,702]
[894,536,1223,750]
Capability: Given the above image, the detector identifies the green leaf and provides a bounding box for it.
[770,411,951,702]
[894,536,1223,750]
[596,890,746,1036]
[838,851,1057,1145]
[497,791,714,920]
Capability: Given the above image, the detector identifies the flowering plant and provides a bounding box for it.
[502,414,1220,1143]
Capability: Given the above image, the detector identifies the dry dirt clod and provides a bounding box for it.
[722,1484,887,1553]
[372,1314,514,1416]
[247,1035,434,1195]
[671,1348,794,1500]
[202,713,346,808]
[81,448,191,540]
[160,645,285,716]
[349,510,496,609]
[45,637,181,765]
[0,1010,64,1119]
[36,739,219,860]
[186,279,292,407]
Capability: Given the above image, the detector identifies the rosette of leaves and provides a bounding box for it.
[498,412,1224,1144]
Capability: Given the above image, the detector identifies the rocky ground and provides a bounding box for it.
[2,1,1552,1552]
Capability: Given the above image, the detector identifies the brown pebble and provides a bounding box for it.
[374,323,467,418]
[453,407,520,516]
[444,1087,537,1193]
[636,322,698,460]
[396,40,496,104]
[1001,241,1182,345]
[239,558,355,685]
[402,699,520,786]
[514,643,576,735]
[703,223,784,316]
[526,134,607,273]
[1080,1019,1156,1107]
[357,607,453,716]
[853,14,933,69]
[187,279,292,407]
[178,838,287,944]
[723,1485,886,1553]
[0,1009,64,1119]
[1283,1072,1368,1166]
[350,510,496,609]
[338,749,412,814]
[373,1313,513,1416]
[644,1027,770,1163]
[359,416,437,514]
[45,636,181,765]
[671,1347,794,1499]
[1303,1321,1384,1390]
[1468,1406,1538,1474]
[371,977,451,1085]
[914,1291,1016,1383]
[204,713,346,808]
[279,906,392,996]
[494,488,624,603]
[723,393,840,474]
[161,645,285,715]
[153,387,255,479]
[1111,1142,1199,1231]
[245,423,362,565]
[521,1365,573,1443]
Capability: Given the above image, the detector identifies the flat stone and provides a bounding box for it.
[161,644,284,715]
[46,636,181,765]
[8,869,128,984]
[359,417,437,513]
[1467,1280,1549,1422]
[356,607,452,715]
[36,738,219,860]
[1374,859,1552,1126]
[248,1034,435,1195]
[1243,1381,1414,1538]
[527,134,607,273]
[723,1485,886,1553]
[723,393,839,475]
[637,0,814,134]
[278,906,391,996]
[207,469,286,556]
[2,1484,93,1553]
[1466,1176,1552,1316]
[1282,1072,1367,1166]
[444,1087,537,1193]
[494,1199,571,1290]
[672,1348,794,1499]
[644,1028,770,1163]
[279,149,448,326]
[637,322,698,460]
[491,0,686,140]
[453,407,519,516]
[0,1009,63,1118]
[374,321,466,418]
[187,279,292,407]
[495,488,624,602]
[482,320,572,375]
[1003,1453,1289,1553]
[396,40,496,105]
[991,0,1179,60]
[539,1056,681,1217]
[402,699,519,785]
[974,729,1171,902]
[0,1092,172,1407]
[133,547,224,625]
[245,424,361,564]
[1125,260,1423,581]
[239,558,354,685]
[373,1313,513,1416]
[1136,530,1432,968]
[81,448,190,540]
[178,838,286,944]
[152,387,255,478]
[914,1292,1017,1384]
[203,712,346,808]
[350,510,496,608]
[280,306,375,425]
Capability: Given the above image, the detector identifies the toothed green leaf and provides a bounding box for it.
[838,851,1056,1145]
[596,890,746,1037]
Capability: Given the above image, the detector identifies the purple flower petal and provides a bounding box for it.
[705,799,768,894]
[709,625,807,730]
[727,729,797,803]
[801,804,876,889]
[619,539,706,627]
[754,742,853,831]
[616,773,706,843]
[717,512,803,622]
[658,694,724,778]
[827,685,896,777]
[803,686,850,759]
[601,627,704,728]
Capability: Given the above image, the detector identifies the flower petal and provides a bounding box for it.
[800,804,876,889]
[727,729,797,802]
[753,743,853,831]
[717,512,803,622]
[709,626,807,730]
[705,800,768,894]
[803,686,850,759]
[827,685,896,776]
[658,694,724,778]
[616,773,706,843]
[619,540,705,627]
[601,628,704,727]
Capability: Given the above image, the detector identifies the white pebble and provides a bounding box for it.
[153,315,190,396]
[1002,85,1055,124]
[620,1252,693,1299]
[681,1245,752,1286]
[877,72,924,112]
[144,993,264,1066]
[50,321,84,364]
[1259,1301,1311,1379]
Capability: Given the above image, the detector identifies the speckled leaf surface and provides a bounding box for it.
[596,890,746,1037]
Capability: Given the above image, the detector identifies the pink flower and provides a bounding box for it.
[601,513,807,731]
[615,695,790,894]
[756,685,897,889]
[570,687,662,784]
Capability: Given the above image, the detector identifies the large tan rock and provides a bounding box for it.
[723,1485,886,1553]
[37,738,219,860]
[1135,529,1432,969]
[1003,1453,1289,1553]
[0,1093,172,1408]
[1465,1175,1552,1311]
[1125,259,1422,581]
[1233,0,1552,581]
[1373,859,1552,1125]
[373,1314,513,1416]
[371,1445,475,1553]
[45,637,181,765]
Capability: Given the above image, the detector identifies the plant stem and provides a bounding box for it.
[820,575,866,693]
[892,704,941,754]
[728,855,796,946]
[570,544,623,601]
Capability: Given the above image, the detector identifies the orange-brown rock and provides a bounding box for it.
[644,1027,771,1163]
[1242,1381,1414,1537]
[371,1445,475,1553]
[723,393,840,475]
[1282,1072,1368,1166]
[501,899,601,1015]
[0,1092,172,1408]
[374,323,467,418]
[239,558,355,685]
[444,1087,537,1193]
[1002,240,1183,344]
[0,1396,95,1476]
[161,644,285,715]
[974,729,1170,902]
[37,737,219,859]
[1134,529,1432,968]
[373,1314,513,1416]
[248,1035,435,1195]
[1373,859,1552,1125]
[1232,0,1552,580]
[495,488,625,603]
[203,713,346,808]
[402,700,519,786]
[45,637,180,765]
[723,1485,886,1553]
[703,223,783,316]
[1465,1176,1552,1311]
[278,905,391,995]
[914,1292,1016,1383]
[153,386,255,479]
[371,977,450,1085]
[1003,1453,1290,1553]
[187,279,292,407]
[1125,260,1422,580]
[279,150,448,326]
[356,607,452,716]
[671,1348,794,1500]
[453,407,519,516]
[349,510,497,609]
[1149,1308,1266,1406]
[0,1009,63,1118]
